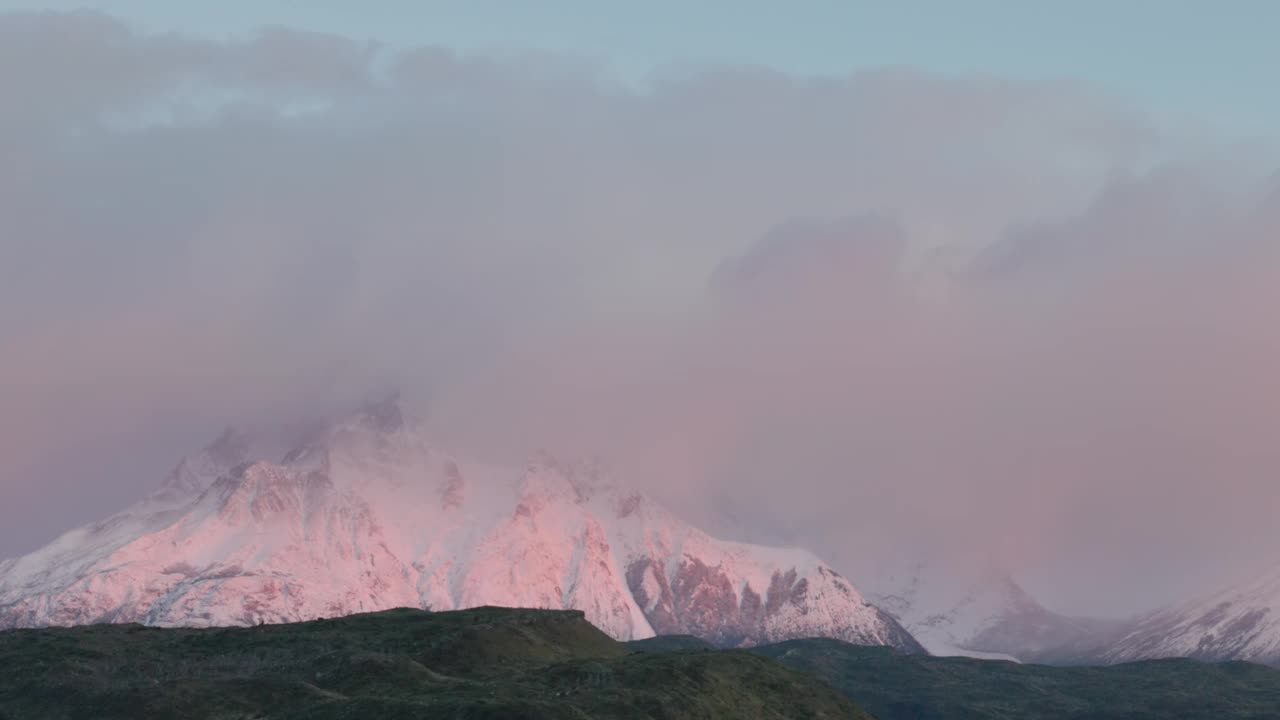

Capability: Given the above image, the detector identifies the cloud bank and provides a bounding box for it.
[2,10,1277,615]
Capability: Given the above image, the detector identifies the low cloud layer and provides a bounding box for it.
[2,10,1277,616]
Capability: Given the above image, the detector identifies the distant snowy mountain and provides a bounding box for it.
[863,558,1120,662]
[0,397,923,653]
[1100,565,1280,667]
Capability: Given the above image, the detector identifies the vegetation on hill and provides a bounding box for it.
[6,606,1280,719]
[623,634,716,653]
[0,607,865,719]
[752,638,1280,720]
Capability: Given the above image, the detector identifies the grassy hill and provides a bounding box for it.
[752,638,1280,720]
[7,607,1280,719]
[623,634,716,653]
[0,607,865,720]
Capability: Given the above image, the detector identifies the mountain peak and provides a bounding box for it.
[158,426,253,497]
[357,391,405,434]
[276,393,422,476]
[206,426,250,464]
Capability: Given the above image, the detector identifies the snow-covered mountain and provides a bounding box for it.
[1100,565,1280,666]
[0,397,923,653]
[863,557,1120,662]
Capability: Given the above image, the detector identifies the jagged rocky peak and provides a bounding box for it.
[356,391,406,434]
[440,460,465,510]
[513,456,576,517]
[615,492,645,519]
[277,392,427,478]
[159,427,253,496]
[319,392,415,448]
[206,427,251,465]
[521,449,610,504]
[309,392,413,438]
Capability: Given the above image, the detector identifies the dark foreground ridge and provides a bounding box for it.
[5,607,1280,720]
[750,638,1280,720]
[0,606,866,719]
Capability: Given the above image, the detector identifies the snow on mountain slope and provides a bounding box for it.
[863,557,1114,662]
[1101,564,1280,666]
[0,428,256,605]
[0,397,923,653]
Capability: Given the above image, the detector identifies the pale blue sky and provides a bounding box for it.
[9,0,1280,130]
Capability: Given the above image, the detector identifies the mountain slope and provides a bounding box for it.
[0,398,922,654]
[1101,565,1280,666]
[863,557,1121,662]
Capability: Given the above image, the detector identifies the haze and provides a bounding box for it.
[1,5,1278,619]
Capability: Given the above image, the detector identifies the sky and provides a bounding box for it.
[0,3,1278,617]
[8,0,1280,132]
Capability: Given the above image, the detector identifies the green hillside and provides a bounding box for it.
[753,638,1280,720]
[6,607,1280,720]
[624,634,716,653]
[0,607,865,720]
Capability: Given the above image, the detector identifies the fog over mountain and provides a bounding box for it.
[2,10,1279,621]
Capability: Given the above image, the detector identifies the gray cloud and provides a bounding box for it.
[2,11,1276,617]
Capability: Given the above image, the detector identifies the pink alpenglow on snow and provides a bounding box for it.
[0,398,923,654]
